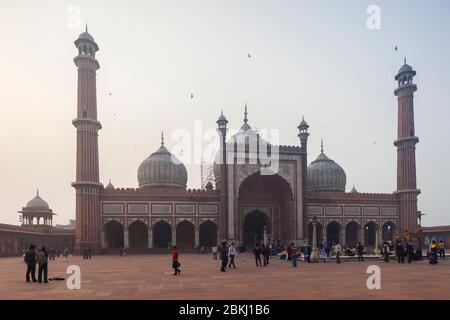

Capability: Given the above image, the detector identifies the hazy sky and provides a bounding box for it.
[0,0,449,227]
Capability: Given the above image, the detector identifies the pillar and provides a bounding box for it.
[101,230,106,249]
[172,228,176,246]
[359,226,364,245]
[340,226,345,245]
[124,229,129,249]
[310,216,320,262]
[195,228,199,248]
[148,228,153,249]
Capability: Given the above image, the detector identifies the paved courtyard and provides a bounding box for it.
[0,254,449,300]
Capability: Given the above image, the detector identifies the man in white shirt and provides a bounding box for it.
[228,243,237,269]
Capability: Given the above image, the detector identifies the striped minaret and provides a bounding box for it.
[394,58,420,234]
[71,26,103,254]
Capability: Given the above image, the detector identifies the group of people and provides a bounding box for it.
[24,244,49,283]
[82,246,92,259]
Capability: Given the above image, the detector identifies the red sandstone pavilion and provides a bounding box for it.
[1,29,449,257]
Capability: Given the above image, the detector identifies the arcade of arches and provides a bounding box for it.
[103,219,218,250]
[238,172,294,247]
[307,220,397,248]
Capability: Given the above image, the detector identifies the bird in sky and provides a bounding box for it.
[190,93,194,99]
[108,92,112,96]
[248,53,251,58]
[395,46,398,51]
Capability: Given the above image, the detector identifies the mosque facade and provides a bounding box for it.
[72,30,422,254]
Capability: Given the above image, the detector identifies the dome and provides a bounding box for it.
[398,63,413,74]
[26,190,50,209]
[307,143,346,192]
[79,32,95,42]
[137,136,187,189]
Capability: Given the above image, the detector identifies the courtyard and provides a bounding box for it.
[0,254,449,300]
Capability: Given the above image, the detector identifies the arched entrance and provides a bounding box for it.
[345,222,360,247]
[129,220,148,248]
[382,221,396,243]
[104,220,124,248]
[176,221,195,250]
[199,221,217,248]
[326,221,341,244]
[243,210,270,247]
[153,220,172,249]
[308,222,323,246]
[238,172,293,244]
[364,222,377,247]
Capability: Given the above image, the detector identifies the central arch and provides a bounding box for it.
[153,220,172,249]
[176,220,195,250]
[104,220,124,249]
[129,220,148,248]
[238,172,294,245]
[243,210,270,246]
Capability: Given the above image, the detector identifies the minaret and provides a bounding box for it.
[297,116,309,238]
[71,26,103,253]
[216,110,229,241]
[394,58,420,234]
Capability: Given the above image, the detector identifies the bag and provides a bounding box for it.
[177,262,181,268]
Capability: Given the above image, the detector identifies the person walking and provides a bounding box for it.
[212,246,218,260]
[291,244,298,267]
[62,247,69,262]
[87,246,91,259]
[396,241,405,263]
[219,242,228,272]
[264,244,271,266]
[407,240,415,264]
[334,242,342,264]
[24,244,37,283]
[438,240,445,260]
[36,247,49,283]
[172,245,181,275]
[253,243,262,267]
[383,241,390,263]
[357,242,364,262]
[228,242,237,269]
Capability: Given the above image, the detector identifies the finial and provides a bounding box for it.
[404,56,406,65]
[36,189,39,196]
[85,24,88,33]
[161,131,164,146]
[221,109,224,116]
[244,103,248,124]
[302,115,305,121]
[320,138,324,153]
[109,178,111,184]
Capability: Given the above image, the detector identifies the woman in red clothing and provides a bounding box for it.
[172,245,181,275]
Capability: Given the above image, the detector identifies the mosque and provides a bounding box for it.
[4,28,450,258]
[69,29,423,254]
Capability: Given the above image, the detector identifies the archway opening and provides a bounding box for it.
[345,222,359,247]
[176,220,195,250]
[153,221,171,249]
[129,220,148,249]
[199,221,217,248]
[308,222,323,246]
[364,222,377,247]
[243,210,269,247]
[326,221,341,244]
[382,222,396,243]
[238,172,293,244]
[104,220,124,249]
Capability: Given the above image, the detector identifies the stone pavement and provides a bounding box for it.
[0,254,449,300]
